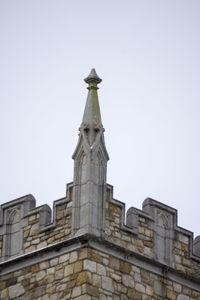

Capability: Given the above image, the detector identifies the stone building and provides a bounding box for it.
[0,69,200,299]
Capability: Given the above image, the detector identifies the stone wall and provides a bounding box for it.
[1,184,200,299]
[1,248,200,300]
[23,200,71,254]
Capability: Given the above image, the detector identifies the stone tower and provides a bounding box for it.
[0,70,200,299]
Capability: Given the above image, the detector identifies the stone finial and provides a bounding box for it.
[81,69,103,147]
[84,68,102,89]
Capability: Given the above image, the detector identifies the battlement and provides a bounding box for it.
[0,183,73,262]
[1,183,200,282]
[104,185,200,280]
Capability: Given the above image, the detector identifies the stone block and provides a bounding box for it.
[122,274,134,288]
[36,270,46,281]
[71,286,81,298]
[97,263,106,276]
[69,251,78,263]
[153,280,166,297]
[120,261,131,274]
[83,259,96,273]
[177,296,190,300]
[74,261,83,273]
[92,273,101,287]
[102,276,114,292]
[8,283,25,298]
[76,271,91,285]
[64,264,74,276]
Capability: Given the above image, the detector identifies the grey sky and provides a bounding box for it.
[0,1,200,236]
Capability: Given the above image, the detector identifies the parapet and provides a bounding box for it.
[0,182,199,282]
[103,184,200,280]
[0,183,73,262]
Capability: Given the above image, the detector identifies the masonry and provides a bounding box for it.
[0,69,200,300]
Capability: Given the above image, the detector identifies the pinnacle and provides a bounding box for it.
[82,69,102,127]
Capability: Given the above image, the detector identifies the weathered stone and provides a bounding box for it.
[135,283,145,293]
[167,289,177,300]
[64,264,74,276]
[173,282,182,293]
[55,269,64,279]
[122,274,134,287]
[177,296,190,300]
[179,234,189,244]
[32,238,40,244]
[120,261,131,274]
[102,276,114,292]
[75,295,91,300]
[74,261,83,273]
[59,253,69,264]
[65,228,71,235]
[25,245,36,252]
[47,267,55,274]
[154,280,166,297]
[8,283,25,298]
[88,251,102,263]
[36,270,46,281]
[127,289,142,299]
[134,272,141,283]
[77,271,91,285]
[42,295,50,300]
[110,272,121,282]
[146,285,153,296]
[50,295,59,300]
[1,288,8,299]
[56,283,67,291]
[40,261,50,270]
[30,223,39,236]
[142,295,151,300]
[109,257,120,270]
[92,273,101,287]
[96,263,106,276]
[99,294,107,300]
[79,248,88,259]
[24,229,30,238]
[23,292,34,300]
[50,257,59,267]
[71,286,81,297]
[38,240,47,248]
[69,251,78,263]
[43,274,54,284]
[83,283,99,297]
[47,237,55,243]
[83,259,96,273]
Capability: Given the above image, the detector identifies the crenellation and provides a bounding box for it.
[103,184,200,273]
[0,183,73,261]
[0,180,200,293]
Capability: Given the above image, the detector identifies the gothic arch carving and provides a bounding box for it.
[4,207,22,258]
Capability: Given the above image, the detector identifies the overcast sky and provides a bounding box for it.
[0,1,200,237]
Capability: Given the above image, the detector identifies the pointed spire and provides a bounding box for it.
[72,69,109,237]
[81,69,103,147]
